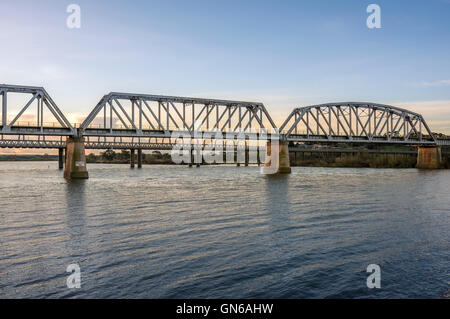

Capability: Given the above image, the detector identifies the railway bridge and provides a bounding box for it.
[1,84,447,178]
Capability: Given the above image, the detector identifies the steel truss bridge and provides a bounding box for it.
[1,84,448,153]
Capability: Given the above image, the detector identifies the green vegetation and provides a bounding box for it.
[291,149,450,168]
[87,149,173,164]
[292,152,417,168]
[0,154,57,161]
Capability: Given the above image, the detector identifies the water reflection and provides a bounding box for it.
[262,174,295,275]
[64,180,87,259]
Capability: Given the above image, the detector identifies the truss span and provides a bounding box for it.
[0,84,74,136]
[80,92,277,139]
[0,85,445,148]
[279,102,437,144]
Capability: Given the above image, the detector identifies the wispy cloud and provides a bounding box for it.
[392,100,450,134]
[410,80,450,87]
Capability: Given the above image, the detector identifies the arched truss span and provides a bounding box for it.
[279,102,436,144]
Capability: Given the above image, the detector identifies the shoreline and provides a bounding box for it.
[1,158,448,169]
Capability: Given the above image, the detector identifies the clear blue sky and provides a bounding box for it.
[1,0,449,131]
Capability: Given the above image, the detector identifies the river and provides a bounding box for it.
[0,162,448,298]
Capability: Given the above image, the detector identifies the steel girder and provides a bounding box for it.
[279,102,437,144]
[80,92,277,139]
[436,140,450,146]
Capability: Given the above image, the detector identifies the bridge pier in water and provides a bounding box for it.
[417,146,442,169]
[130,149,135,168]
[196,147,201,167]
[245,144,249,167]
[137,149,142,168]
[58,148,64,169]
[64,137,88,179]
[264,141,291,174]
[257,148,261,166]
[187,148,201,167]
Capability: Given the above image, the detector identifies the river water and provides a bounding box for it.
[0,162,448,298]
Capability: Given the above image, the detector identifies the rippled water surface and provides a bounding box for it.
[0,162,449,298]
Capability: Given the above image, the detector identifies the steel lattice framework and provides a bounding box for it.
[280,102,437,144]
[80,92,277,139]
[0,84,74,136]
[0,85,445,150]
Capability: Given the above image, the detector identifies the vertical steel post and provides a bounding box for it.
[110,101,113,133]
[1,90,6,127]
[139,100,142,130]
[245,138,249,166]
[104,103,107,128]
[158,102,161,130]
[40,97,43,132]
[37,95,40,127]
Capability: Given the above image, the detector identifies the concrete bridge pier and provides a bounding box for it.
[137,149,142,168]
[417,146,442,169]
[64,137,88,179]
[263,141,291,174]
[58,148,64,169]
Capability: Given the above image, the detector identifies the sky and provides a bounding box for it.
[1,0,450,139]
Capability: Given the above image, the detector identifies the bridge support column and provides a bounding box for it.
[245,145,249,167]
[188,149,193,167]
[257,147,261,166]
[195,145,201,167]
[58,148,64,169]
[263,141,291,174]
[130,149,135,168]
[64,137,88,179]
[417,146,442,169]
[223,144,227,164]
[137,149,142,168]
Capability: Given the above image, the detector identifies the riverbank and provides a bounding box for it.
[0,154,58,161]
[2,149,449,168]
[291,151,450,169]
